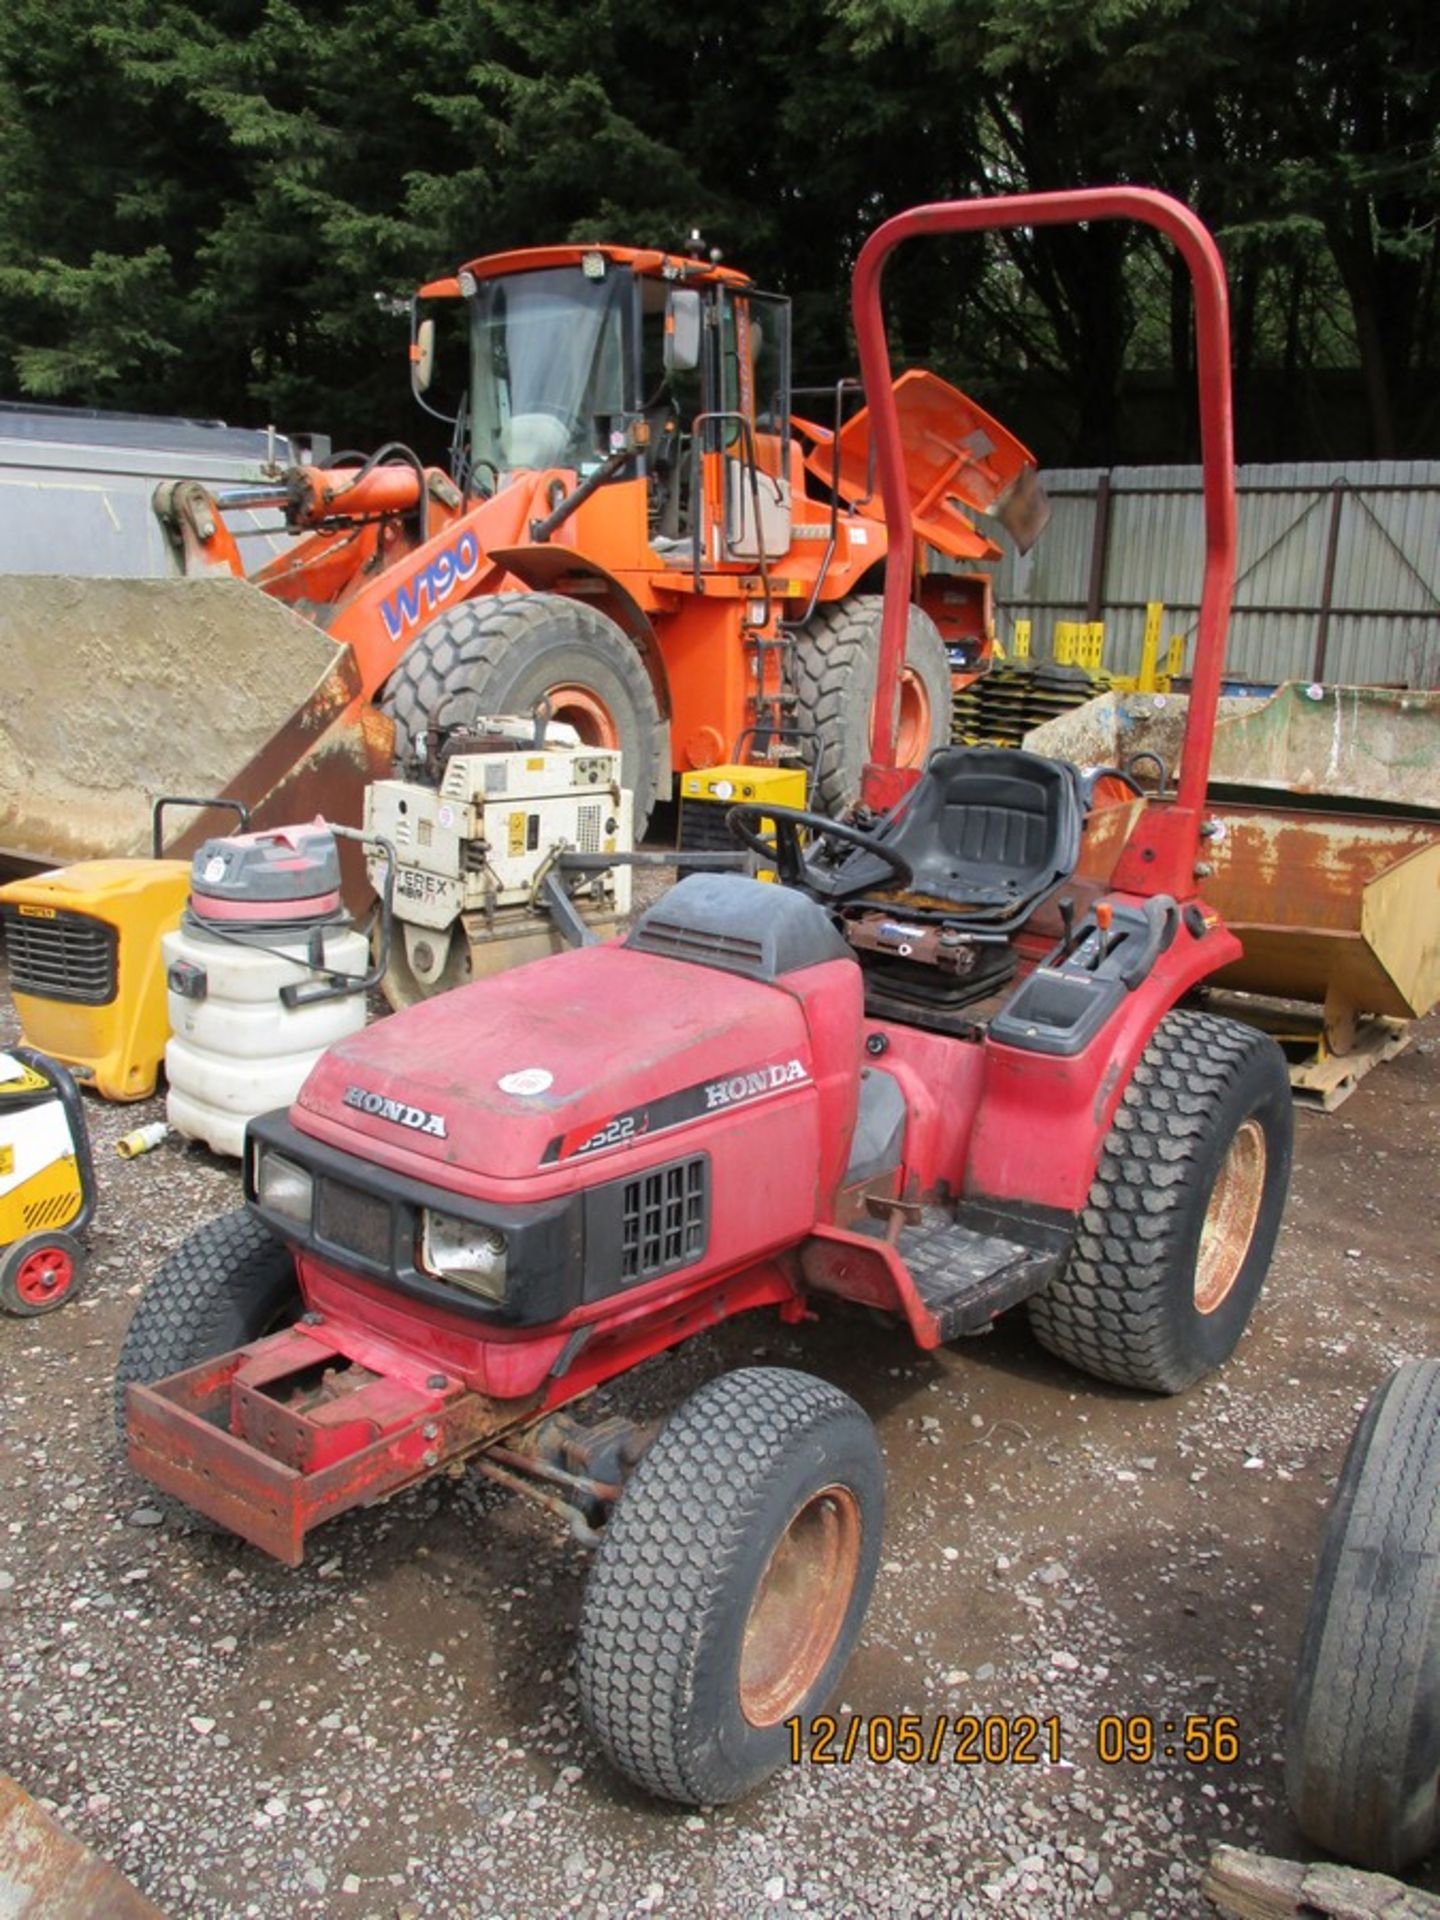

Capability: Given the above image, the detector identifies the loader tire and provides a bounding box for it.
[1027,1011,1292,1394]
[114,1208,300,1439]
[1286,1360,1440,1873]
[791,594,950,817]
[576,1367,883,1804]
[381,594,667,832]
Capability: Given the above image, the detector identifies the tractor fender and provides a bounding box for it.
[964,909,1244,1214]
[486,544,672,721]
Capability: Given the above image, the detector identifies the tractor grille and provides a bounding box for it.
[620,1157,708,1283]
[2,908,117,1006]
[314,1177,394,1269]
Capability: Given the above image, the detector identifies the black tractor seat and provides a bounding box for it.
[832,745,1084,932]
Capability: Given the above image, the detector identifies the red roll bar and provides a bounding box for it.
[852,188,1234,891]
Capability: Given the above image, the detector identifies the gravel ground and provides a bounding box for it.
[2,941,1438,1920]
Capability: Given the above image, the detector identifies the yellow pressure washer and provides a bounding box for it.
[0,1047,95,1316]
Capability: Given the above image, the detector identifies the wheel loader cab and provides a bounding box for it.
[459,245,793,561]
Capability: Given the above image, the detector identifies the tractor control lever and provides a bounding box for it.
[1094,901,1115,962]
[1057,895,1076,958]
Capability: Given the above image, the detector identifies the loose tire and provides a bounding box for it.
[1286,1360,1440,1872]
[792,594,951,817]
[114,1209,300,1437]
[576,1367,884,1804]
[0,1229,85,1316]
[381,593,667,832]
[1028,1011,1292,1393]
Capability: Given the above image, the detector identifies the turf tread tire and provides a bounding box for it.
[113,1209,299,1436]
[791,594,950,817]
[576,1366,883,1804]
[1286,1359,1440,1872]
[1027,1010,1292,1393]
[380,593,666,831]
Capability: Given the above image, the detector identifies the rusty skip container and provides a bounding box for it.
[1025,682,1440,1025]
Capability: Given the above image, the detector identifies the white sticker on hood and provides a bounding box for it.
[499,1068,554,1096]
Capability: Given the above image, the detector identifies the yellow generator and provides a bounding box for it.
[0,1048,94,1315]
[677,762,808,880]
[0,860,190,1101]
[0,798,246,1101]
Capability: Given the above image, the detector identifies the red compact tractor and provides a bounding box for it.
[118,190,1292,1805]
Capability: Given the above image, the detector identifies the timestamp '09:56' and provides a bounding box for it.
[1095,1714,1240,1764]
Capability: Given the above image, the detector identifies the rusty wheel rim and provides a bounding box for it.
[895,667,933,769]
[739,1485,862,1727]
[1195,1119,1267,1315]
[15,1244,76,1308]
[544,684,620,750]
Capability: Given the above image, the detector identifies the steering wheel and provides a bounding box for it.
[726,802,913,900]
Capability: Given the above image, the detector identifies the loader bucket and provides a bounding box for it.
[1025,682,1440,1022]
[0,575,393,875]
[804,368,1050,559]
[0,1773,163,1918]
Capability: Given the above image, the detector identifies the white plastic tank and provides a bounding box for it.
[164,823,369,1157]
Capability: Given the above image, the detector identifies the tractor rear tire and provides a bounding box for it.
[381,593,667,833]
[576,1367,884,1804]
[114,1208,300,1439]
[1286,1360,1440,1873]
[1027,1011,1292,1393]
[791,594,951,817]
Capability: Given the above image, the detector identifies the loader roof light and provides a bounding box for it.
[421,1211,508,1303]
[581,251,607,280]
[257,1150,313,1229]
[458,269,478,299]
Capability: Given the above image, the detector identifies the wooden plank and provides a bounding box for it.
[1289,1017,1411,1112]
[1202,991,1412,1112]
[1204,1845,1440,1919]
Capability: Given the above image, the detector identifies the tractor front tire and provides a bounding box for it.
[1028,1011,1292,1393]
[114,1208,300,1438]
[381,594,667,833]
[791,594,951,817]
[1286,1360,1440,1873]
[576,1367,884,1804]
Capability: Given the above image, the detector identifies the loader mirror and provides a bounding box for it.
[664,290,702,374]
[412,317,436,395]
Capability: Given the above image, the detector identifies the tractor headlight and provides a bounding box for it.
[420,1212,508,1302]
[257,1150,313,1228]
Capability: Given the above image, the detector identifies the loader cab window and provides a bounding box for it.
[469,267,628,480]
[640,279,793,559]
[639,277,699,539]
[717,288,793,564]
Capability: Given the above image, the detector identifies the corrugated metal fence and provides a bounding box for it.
[992,462,1440,689]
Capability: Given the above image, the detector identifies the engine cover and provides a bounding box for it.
[292,941,831,1200]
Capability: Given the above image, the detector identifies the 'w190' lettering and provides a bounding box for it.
[380,530,483,643]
